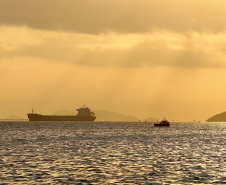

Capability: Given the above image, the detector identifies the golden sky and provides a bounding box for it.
[1,0,226,121]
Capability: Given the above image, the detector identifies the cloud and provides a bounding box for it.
[123,40,222,68]
[0,0,226,34]
[0,26,225,69]
[1,26,226,121]
[4,39,219,69]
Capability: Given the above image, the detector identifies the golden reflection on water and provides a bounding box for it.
[0,121,225,184]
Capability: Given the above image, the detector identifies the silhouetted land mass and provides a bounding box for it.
[146,117,157,122]
[207,111,226,122]
[95,109,139,122]
[6,115,24,120]
[53,109,139,122]
[0,109,156,122]
[0,115,27,121]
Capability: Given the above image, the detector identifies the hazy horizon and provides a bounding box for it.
[0,102,221,122]
[1,0,226,121]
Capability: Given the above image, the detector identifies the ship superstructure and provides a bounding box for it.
[154,118,170,127]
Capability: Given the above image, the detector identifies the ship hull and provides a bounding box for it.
[154,120,170,127]
[27,114,96,121]
[154,124,170,127]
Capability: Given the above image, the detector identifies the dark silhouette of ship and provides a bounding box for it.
[27,105,96,121]
[154,118,170,127]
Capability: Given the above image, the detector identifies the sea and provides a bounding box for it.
[0,121,225,185]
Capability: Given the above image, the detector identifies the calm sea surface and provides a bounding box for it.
[0,121,225,184]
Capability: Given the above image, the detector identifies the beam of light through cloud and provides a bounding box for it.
[1,0,226,121]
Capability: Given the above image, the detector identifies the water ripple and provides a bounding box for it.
[0,121,225,184]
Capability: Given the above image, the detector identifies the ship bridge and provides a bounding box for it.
[77,107,92,116]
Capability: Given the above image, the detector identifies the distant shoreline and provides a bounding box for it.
[0,119,28,121]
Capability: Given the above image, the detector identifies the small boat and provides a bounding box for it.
[154,118,170,127]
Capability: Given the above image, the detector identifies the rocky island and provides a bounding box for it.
[207,111,226,122]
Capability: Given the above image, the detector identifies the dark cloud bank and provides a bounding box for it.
[0,0,226,34]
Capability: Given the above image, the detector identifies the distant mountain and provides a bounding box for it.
[207,111,226,122]
[145,117,157,122]
[94,109,139,122]
[52,109,139,122]
[5,115,25,120]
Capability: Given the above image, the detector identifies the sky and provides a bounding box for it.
[1,0,226,121]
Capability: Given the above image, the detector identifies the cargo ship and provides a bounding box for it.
[27,106,96,121]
